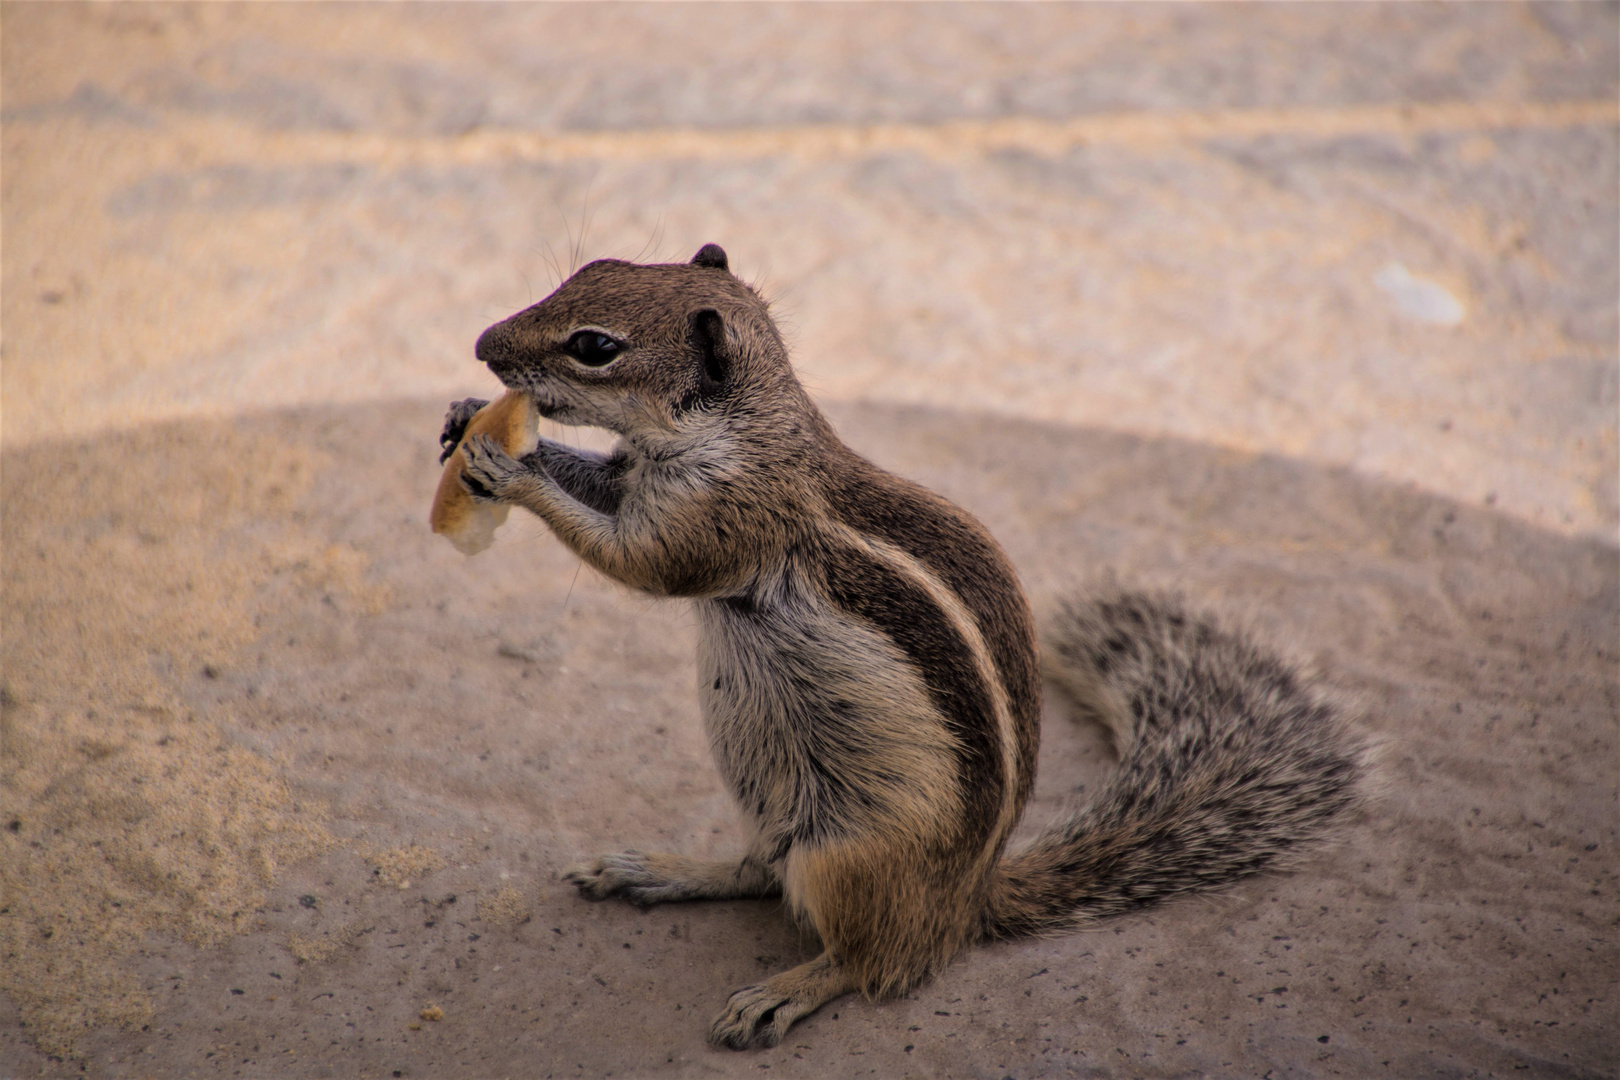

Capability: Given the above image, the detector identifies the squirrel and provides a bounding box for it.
[441,243,1367,1050]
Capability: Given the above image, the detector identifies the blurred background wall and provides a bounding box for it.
[4,2,1616,538]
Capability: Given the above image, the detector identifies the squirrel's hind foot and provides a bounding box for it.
[564,850,780,906]
[709,952,854,1050]
[563,851,672,906]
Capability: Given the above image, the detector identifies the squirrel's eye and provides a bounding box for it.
[567,331,622,367]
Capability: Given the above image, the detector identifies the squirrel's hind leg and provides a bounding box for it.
[709,838,978,1048]
[563,850,779,906]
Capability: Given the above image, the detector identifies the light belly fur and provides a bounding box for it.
[694,585,964,864]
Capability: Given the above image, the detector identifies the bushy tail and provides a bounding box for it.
[981,589,1367,939]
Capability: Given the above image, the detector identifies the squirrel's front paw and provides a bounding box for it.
[458,433,523,503]
[439,397,490,464]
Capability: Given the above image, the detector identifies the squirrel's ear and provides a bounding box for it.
[691,243,729,272]
[689,308,728,397]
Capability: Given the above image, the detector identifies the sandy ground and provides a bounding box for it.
[2,4,1616,1078]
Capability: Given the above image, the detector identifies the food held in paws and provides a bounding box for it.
[430,391,539,555]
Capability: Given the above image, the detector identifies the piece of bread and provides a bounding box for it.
[430,391,540,555]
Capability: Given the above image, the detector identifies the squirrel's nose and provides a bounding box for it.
[474,319,516,368]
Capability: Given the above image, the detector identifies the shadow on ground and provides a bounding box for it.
[2,398,1613,1079]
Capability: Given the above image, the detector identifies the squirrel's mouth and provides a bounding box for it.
[522,381,573,421]
[531,386,570,420]
[486,364,567,420]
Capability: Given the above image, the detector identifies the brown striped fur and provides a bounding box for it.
[446,245,1366,1049]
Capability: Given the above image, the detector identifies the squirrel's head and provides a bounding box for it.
[475,245,800,455]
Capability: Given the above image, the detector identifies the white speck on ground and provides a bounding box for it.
[1375,262,1467,325]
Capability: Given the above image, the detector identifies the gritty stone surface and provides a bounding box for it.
[1,4,1616,1078]
[2,400,1614,1078]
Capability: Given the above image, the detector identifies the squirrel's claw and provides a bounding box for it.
[438,397,490,463]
